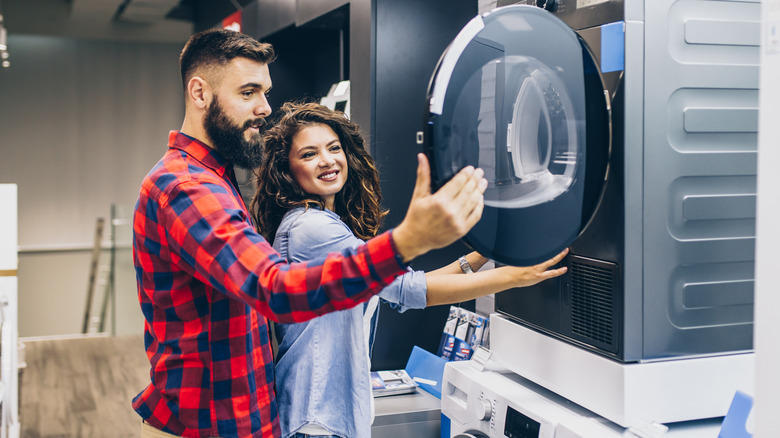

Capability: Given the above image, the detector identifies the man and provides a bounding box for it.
[132,29,486,438]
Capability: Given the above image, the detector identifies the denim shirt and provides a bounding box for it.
[272,207,427,438]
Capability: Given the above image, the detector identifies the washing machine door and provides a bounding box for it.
[423,5,611,266]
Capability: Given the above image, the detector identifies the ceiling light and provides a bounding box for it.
[0,19,6,51]
[0,12,10,68]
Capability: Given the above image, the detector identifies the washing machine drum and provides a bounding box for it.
[423,4,610,266]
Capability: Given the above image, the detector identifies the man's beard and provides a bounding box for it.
[204,96,265,170]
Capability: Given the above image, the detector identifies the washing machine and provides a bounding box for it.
[441,360,725,438]
[442,360,625,438]
[421,0,758,429]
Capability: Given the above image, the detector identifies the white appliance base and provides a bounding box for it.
[490,314,754,428]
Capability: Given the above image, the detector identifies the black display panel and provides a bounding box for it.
[504,406,541,438]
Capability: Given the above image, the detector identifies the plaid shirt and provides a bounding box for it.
[132,131,407,438]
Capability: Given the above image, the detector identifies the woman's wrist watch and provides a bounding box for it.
[458,255,474,274]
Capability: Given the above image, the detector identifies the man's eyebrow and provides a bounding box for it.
[240,82,271,91]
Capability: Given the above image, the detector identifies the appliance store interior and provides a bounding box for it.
[1,0,779,436]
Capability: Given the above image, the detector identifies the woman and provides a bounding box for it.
[250,102,567,438]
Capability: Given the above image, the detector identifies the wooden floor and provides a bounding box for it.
[20,335,150,438]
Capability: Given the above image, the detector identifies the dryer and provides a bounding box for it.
[421,0,758,427]
[421,0,759,363]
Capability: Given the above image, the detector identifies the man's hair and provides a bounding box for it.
[250,102,388,243]
[179,29,276,90]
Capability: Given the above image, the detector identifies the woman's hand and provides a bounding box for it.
[424,248,569,307]
[497,248,569,288]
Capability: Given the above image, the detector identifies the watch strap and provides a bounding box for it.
[458,255,474,274]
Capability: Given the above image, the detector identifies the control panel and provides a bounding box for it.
[495,0,624,31]
[442,361,627,438]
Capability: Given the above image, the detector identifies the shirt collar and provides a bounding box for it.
[168,130,231,178]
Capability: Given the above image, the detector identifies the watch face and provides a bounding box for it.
[423,5,610,266]
[459,257,474,274]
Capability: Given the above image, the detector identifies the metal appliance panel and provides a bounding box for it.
[497,0,625,30]
[492,0,758,363]
[640,0,758,359]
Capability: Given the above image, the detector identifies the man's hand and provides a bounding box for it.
[393,154,488,262]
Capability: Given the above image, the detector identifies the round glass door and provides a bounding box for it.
[423,5,610,266]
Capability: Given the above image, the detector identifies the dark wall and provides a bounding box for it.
[190,1,348,110]
[236,0,478,370]
[369,0,477,371]
[246,4,349,110]
[261,23,346,109]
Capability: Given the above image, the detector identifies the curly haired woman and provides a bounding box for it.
[250,101,568,438]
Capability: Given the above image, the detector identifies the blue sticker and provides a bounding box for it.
[719,391,753,438]
[601,21,625,73]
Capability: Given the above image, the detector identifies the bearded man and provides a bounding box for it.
[131,28,487,438]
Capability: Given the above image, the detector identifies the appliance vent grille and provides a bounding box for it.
[570,261,614,344]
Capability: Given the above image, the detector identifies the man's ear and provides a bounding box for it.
[187,76,211,110]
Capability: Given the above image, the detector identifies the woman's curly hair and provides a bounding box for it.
[249,101,388,243]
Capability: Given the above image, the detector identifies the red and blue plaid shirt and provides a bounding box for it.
[132,131,407,438]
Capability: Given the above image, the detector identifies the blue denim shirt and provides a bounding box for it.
[272,207,427,438]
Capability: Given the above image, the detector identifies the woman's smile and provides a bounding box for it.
[289,123,349,210]
[318,170,339,181]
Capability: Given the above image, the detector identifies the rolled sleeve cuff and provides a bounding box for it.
[366,229,408,283]
[401,270,428,310]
